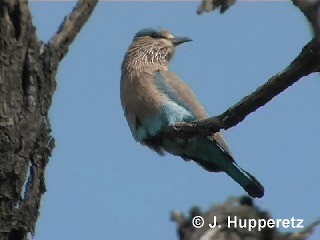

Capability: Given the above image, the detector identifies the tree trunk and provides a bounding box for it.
[0,0,98,239]
[0,1,55,239]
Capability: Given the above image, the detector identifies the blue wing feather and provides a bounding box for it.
[131,71,197,142]
[125,71,198,142]
[154,71,197,119]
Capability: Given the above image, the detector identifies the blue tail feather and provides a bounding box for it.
[174,137,264,198]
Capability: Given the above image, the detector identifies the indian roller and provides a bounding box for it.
[120,28,264,198]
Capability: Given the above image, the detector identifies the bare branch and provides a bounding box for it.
[162,2,320,139]
[291,218,320,239]
[161,40,320,139]
[48,0,99,61]
[197,0,237,15]
[292,0,320,37]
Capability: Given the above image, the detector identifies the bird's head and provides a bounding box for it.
[123,28,192,72]
[133,28,192,47]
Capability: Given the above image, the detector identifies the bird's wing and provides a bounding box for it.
[156,70,233,156]
[156,70,208,119]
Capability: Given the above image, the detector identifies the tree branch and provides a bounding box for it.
[197,0,237,15]
[161,1,320,139]
[48,0,99,62]
[293,0,320,38]
[161,40,320,138]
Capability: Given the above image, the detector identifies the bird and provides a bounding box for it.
[120,28,264,198]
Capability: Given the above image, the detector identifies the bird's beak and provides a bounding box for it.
[171,37,192,46]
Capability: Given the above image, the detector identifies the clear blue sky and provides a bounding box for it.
[30,2,319,240]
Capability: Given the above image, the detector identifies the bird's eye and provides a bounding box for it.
[150,33,166,39]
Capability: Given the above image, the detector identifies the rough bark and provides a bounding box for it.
[171,196,320,240]
[0,0,98,239]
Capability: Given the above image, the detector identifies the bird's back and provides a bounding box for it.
[159,70,232,155]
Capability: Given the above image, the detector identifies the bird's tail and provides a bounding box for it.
[183,137,264,198]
